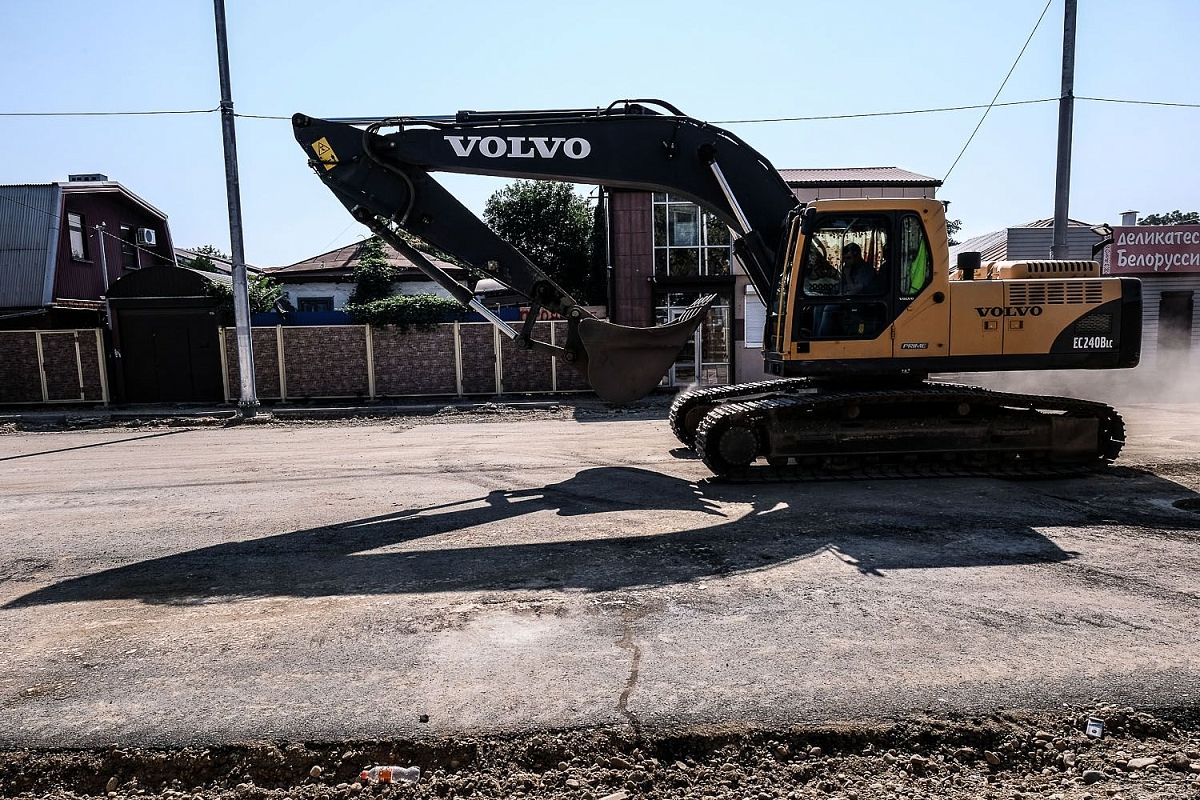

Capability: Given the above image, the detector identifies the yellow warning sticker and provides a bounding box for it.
[311,137,338,171]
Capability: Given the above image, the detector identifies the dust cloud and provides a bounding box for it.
[940,352,1199,407]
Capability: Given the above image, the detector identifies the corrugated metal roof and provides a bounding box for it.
[949,229,1009,262]
[1006,227,1101,261]
[174,247,264,275]
[949,218,1100,263]
[0,184,61,307]
[778,167,941,186]
[183,267,232,287]
[267,237,464,277]
[1013,217,1093,229]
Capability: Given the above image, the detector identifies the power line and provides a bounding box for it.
[97,226,176,266]
[0,193,175,266]
[314,220,360,255]
[227,96,1200,126]
[711,97,1058,124]
[0,191,63,222]
[0,108,217,117]
[0,95,1196,123]
[1077,95,1200,109]
[942,0,1054,184]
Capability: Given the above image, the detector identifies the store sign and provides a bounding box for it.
[1102,225,1200,274]
[519,306,563,321]
[519,305,606,321]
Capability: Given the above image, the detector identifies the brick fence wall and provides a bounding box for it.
[219,322,592,401]
[0,329,108,404]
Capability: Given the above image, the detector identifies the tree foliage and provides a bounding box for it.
[348,237,397,305]
[483,180,601,303]
[181,244,229,273]
[342,237,466,328]
[1137,210,1199,226]
[203,273,283,317]
[345,294,463,330]
[946,218,963,246]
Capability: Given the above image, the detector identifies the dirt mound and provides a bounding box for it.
[3,707,1200,799]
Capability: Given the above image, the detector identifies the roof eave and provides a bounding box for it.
[58,182,169,221]
[787,180,943,188]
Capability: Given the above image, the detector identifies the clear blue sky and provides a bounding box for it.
[5,0,1198,267]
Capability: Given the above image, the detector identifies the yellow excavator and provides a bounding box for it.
[291,99,1140,480]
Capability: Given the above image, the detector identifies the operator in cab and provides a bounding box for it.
[841,243,881,295]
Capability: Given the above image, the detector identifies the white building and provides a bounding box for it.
[265,238,464,312]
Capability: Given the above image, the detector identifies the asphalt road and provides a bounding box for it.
[1,404,1198,747]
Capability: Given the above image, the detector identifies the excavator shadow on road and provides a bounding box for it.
[6,466,1200,608]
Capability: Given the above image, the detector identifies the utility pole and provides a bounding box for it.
[1050,0,1077,259]
[213,0,257,416]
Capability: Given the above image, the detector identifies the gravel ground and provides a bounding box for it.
[3,706,1200,799]
[3,399,1198,799]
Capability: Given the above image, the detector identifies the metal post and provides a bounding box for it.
[213,0,257,416]
[364,325,376,400]
[1050,0,1077,260]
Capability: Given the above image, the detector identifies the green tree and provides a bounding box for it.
[344,294,463,330]
[203,273,283,318]
[1137,210,1199,226]
[181,244,228,273]
[946,218,963,246]
[348,237,397,305]
[342,236,465,328]
[483,180,600,303]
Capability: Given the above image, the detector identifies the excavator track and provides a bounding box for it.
[692,382,1125,482]
[668,378,814,448]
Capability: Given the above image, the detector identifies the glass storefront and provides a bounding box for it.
[653,193,732,278]
[650,195,735,388]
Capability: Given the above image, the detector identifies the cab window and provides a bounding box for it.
[802,216,889,298]
[898,215,931,298]
[793,215,890,341]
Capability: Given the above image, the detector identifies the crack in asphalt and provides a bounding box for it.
[0,430,189,462]
[615,607,644,739]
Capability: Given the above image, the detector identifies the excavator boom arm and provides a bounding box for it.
[291,100,799,402]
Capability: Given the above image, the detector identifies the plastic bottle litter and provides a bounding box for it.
[359,766,420,785]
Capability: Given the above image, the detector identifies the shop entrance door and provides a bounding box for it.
[1158,291,1194,355]
[656,292,731,388]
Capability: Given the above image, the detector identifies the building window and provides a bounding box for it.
[655,291,731,387]
[67,212,88,260]
[297,296,335,312]
[652,194,732,277]
[744,286,765,348]
[119,225,139,270]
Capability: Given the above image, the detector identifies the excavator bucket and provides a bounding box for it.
[577,294,718,404]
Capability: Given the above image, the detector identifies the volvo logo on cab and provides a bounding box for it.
[444,135,592,159]
[974,305,1044,318]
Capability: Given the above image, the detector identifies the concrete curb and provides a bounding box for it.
[0,396,669,429]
